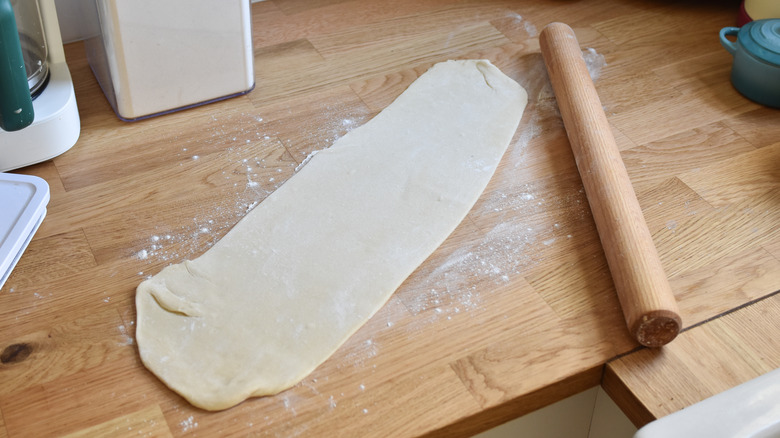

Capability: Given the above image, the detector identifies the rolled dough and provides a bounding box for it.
[135,59,527,410]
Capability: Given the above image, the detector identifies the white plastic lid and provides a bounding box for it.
[0,173,50,290]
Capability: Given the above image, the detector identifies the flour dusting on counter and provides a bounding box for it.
[583,47,607,80]
[506,12,538,37]
[179,416,198,433]
[295,149,321,172]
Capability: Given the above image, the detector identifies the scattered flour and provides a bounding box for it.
[341,338,378,369]
[179,416,198,432]
[282,395,297,416]
[583,47,607,81]
[117,324,134,346]
[295,149,321,172]
[293,114,366,172]
[449,10,535,46]
[506,12,538,37]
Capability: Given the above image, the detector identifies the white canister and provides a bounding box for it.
[85,0,254,121]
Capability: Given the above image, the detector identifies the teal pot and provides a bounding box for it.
[719,19,780,108]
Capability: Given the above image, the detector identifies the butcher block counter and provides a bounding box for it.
[2,0,779,436]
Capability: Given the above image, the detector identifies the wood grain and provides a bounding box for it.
[62,405,173,438]
[1,0,778,436]
[605,293,780,428]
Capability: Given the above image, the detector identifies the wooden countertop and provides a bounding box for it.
[1,0,778,436]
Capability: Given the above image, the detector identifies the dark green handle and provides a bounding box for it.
[0,0,34,132]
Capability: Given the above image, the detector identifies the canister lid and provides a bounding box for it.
[741,19,780,66]
[0,173,49,290]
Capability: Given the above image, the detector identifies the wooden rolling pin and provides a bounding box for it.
[539,22,681,347]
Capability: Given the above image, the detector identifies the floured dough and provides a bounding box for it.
[135,59,527,410]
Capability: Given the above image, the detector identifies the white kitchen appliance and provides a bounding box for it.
[0,0,80,172]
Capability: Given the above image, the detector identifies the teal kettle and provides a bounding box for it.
[720,19,780,108]
[0,0,50,132]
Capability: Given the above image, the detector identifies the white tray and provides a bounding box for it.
[0,173,50,291]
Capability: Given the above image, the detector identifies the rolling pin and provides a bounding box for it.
[539,22,681,347]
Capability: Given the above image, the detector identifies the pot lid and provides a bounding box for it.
[740,19,780,66]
